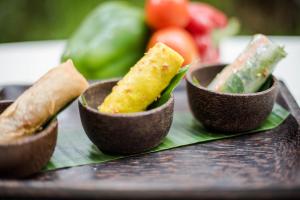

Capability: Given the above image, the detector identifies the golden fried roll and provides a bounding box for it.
[0,60,88,143]
[99,42,184,114]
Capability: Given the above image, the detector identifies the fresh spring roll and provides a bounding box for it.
[208,34,286,93]
[99,42,184,113]
[0,60,89,143]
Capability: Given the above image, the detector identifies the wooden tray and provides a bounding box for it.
[0,81,299,199]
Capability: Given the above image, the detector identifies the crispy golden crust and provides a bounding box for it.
[99,43,184,113]
[0,60,88,143]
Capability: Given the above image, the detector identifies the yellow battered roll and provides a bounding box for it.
[99,42,184,114]
[0,60,89,143]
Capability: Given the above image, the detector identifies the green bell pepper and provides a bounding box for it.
[61,1,148,79]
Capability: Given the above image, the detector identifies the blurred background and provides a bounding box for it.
[0,0,299,104]
[0,0,299,43]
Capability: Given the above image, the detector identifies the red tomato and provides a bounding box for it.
[146,0,190,30]
[186,2,228,35]
[147,28,199,65]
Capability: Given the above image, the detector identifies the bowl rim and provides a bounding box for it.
[79,78,174,118]
[0,100,58,147]
[186,63,278,97]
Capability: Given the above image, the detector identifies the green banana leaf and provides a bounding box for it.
[148,65,189,109]
[45,103,289,171]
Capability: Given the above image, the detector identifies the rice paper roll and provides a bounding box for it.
[99,42,184,113]
[208,34,286,93]
[0,60,88,143]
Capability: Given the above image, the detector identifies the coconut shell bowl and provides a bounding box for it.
[0,101,57,178]
[78,79,174,155]
[186,64,279,133]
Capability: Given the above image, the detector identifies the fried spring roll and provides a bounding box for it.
[99,42,184,113]
[0,60,88,143]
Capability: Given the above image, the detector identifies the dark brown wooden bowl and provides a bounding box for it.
[0,100,57,178]
[78,79,174,155]
[186,64,279,133]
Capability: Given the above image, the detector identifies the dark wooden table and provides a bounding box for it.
[0,81,299,200]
